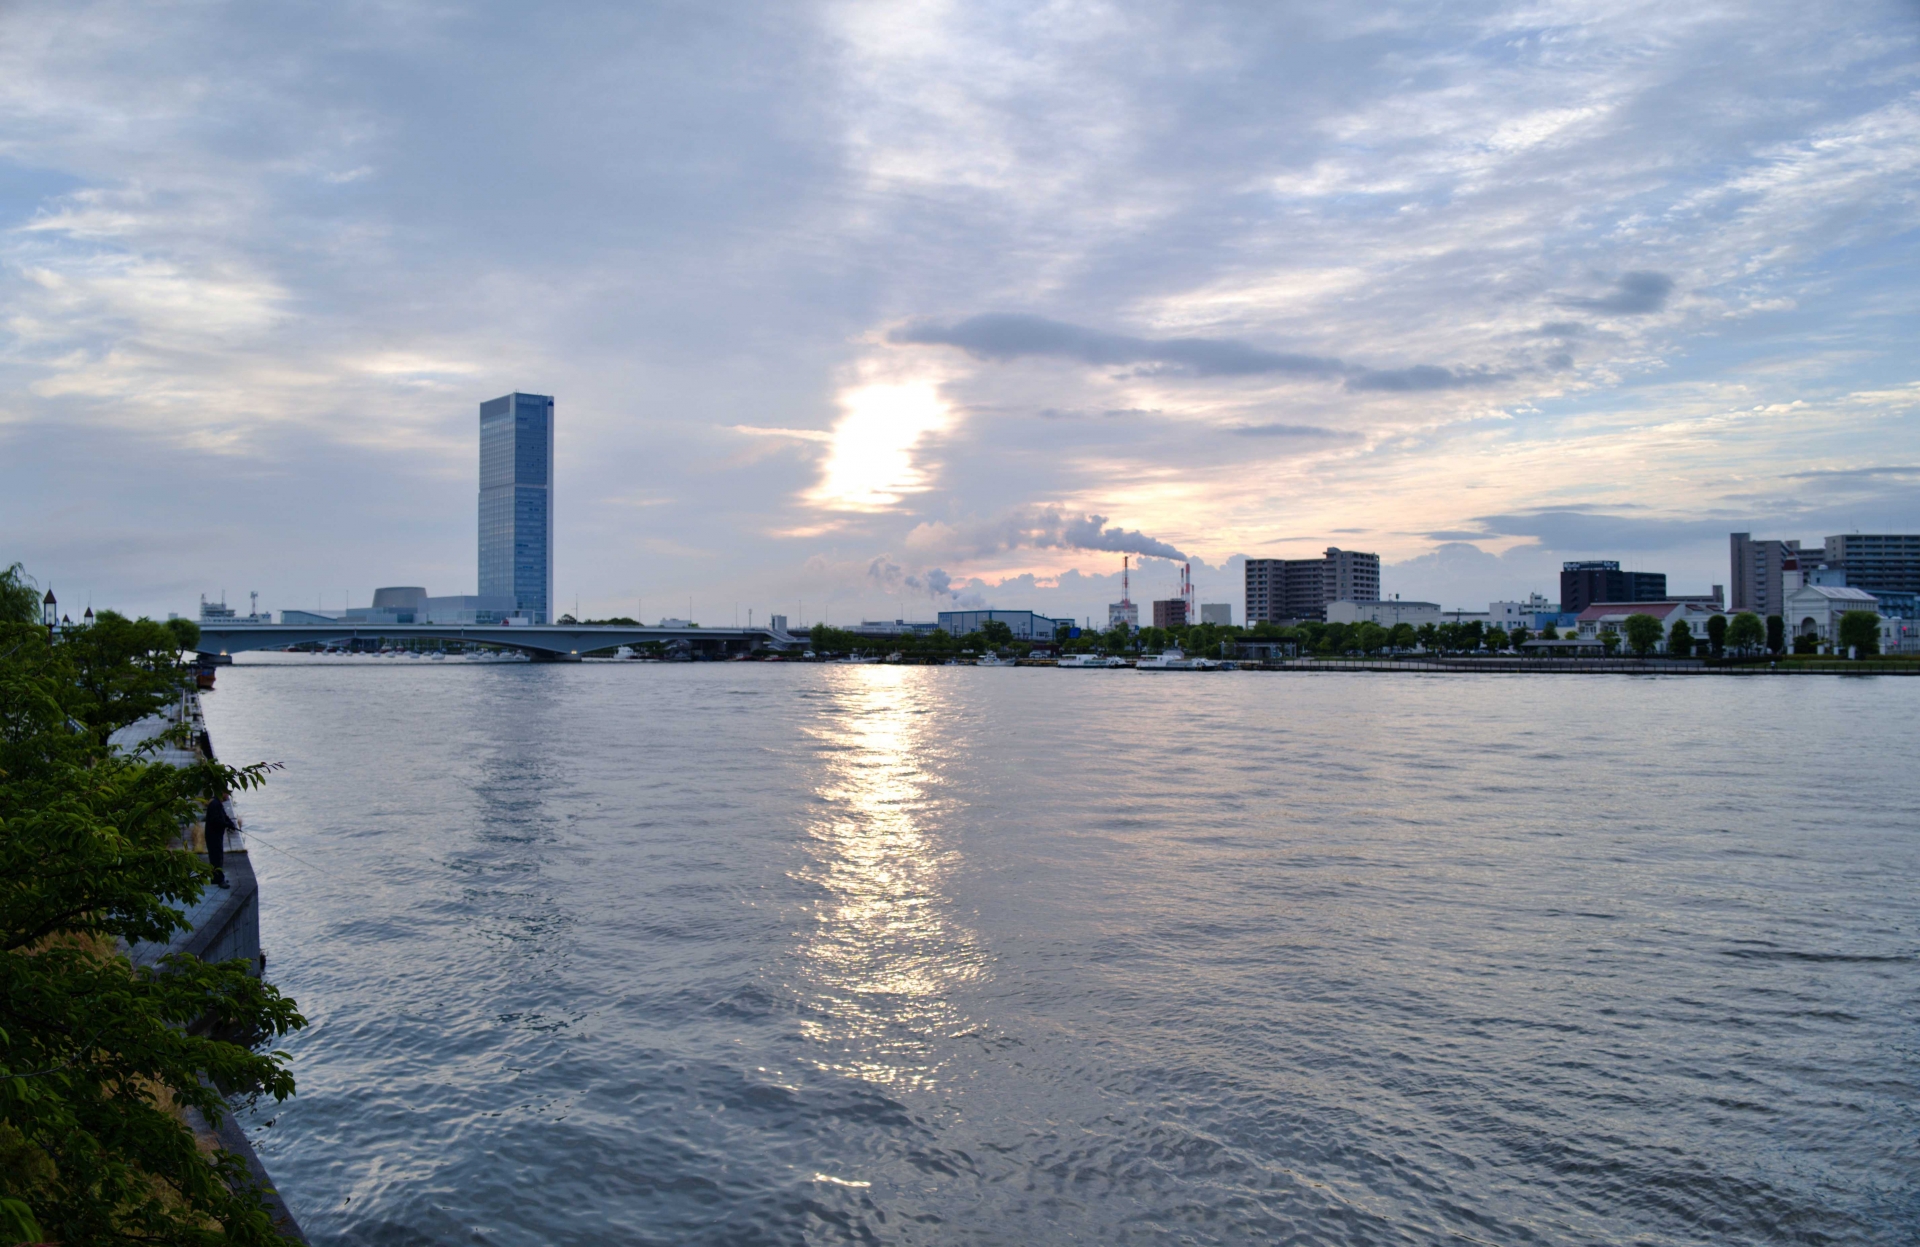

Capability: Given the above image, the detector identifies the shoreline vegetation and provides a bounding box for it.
[1,562,305,1246]
[406,610,1905,671]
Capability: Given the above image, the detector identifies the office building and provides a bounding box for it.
[1200,603,1232,626]
[479,392,555,625]
[1823,533,1920,597]
[1732,532,1920,614]
[937,609,1072,640]
[1729,533,1819,615]
[1153,599,1188,629]
[1245,548,1381,623]
[1559,561,1666,615]
[1108,600,1139,629]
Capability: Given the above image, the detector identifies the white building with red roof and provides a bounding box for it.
[1573,601,1730,640]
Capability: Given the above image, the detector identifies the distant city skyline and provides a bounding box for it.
[1,2,1915,627]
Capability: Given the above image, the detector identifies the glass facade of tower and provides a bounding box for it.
[478,393,554,624]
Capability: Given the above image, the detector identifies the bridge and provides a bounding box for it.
[194,622,800,661]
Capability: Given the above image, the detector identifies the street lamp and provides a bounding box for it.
[41,587,57,633]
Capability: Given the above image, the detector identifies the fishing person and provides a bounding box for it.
[203,787,236,889]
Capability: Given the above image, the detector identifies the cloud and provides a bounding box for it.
[0,0,1913,629]
[891,313,1507,393]
[1784,464,1920,480]
[1383,542,1561,610]
[906,505,1188,562]
[1229,422,1356,439]
[1468,508,1733,551]
[1557,271,1675,316]
[862,556,982,605]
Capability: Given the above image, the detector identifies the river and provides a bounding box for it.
[205,657,1918,1244]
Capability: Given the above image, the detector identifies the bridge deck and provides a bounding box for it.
[195,623,797,657]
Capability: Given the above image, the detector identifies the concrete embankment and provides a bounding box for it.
[1256,656,1920,674]
[114,690,308,1244]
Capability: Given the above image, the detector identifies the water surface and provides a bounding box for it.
[206,659,1919,1244]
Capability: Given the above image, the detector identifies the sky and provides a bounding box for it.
[3,0,1917,625]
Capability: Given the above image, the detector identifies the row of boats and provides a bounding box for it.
[288,647,1226,669]
[968,649,1228,670]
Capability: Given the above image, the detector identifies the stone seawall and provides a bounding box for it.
[118,689,308,1243]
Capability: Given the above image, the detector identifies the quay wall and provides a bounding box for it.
[123,688,307,1243]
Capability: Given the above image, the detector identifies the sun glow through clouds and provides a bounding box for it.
[808,380,951,512]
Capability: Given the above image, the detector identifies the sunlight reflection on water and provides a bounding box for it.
[793,668,982,1091]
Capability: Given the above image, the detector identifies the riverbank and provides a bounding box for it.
[114,690,308,1244]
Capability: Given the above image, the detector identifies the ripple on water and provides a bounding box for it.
[208,661,1920,1245]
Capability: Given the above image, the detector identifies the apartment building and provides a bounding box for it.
[1245,547,1381,623]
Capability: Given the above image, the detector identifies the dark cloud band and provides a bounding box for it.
[891,313,1506,393]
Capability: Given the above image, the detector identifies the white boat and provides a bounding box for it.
[1136,648,1194,671]
[976,653,1017,666]
[1056,654,1117,668]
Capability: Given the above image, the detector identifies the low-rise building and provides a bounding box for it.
[1574,601,1729,641]
[937,609,1072,640]
[1327,600,1441,627]
[1487,594,1558,630]
[1782,584,1879,647]
[848,619,942,637]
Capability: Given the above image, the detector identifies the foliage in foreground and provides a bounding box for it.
[0,598,306,1245]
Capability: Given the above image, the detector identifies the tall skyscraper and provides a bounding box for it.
[479,392,554,624]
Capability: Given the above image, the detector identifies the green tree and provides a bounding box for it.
[1388,622,1417,652]
[1838,610,1880,656]
[1705,613,1727,657]
[1600,625,1620,656]
[1509,624,1530,650]
[164,616,202,653]
[1726,612,1764,654]
[0,563,39,625]
[1485,626,1510,653]
[1766,614,1785,654]
[60,611,198,733]
[1793,630,1819,655]
[1623,613,1663,657]
[0,615,305,1244]
[1540,623,1559,641]
[1415,623,1438,652]
[806,625,854,654]
[1355,622,1388,655]
[1668,618,1694,657]
[980,620,1015,647]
